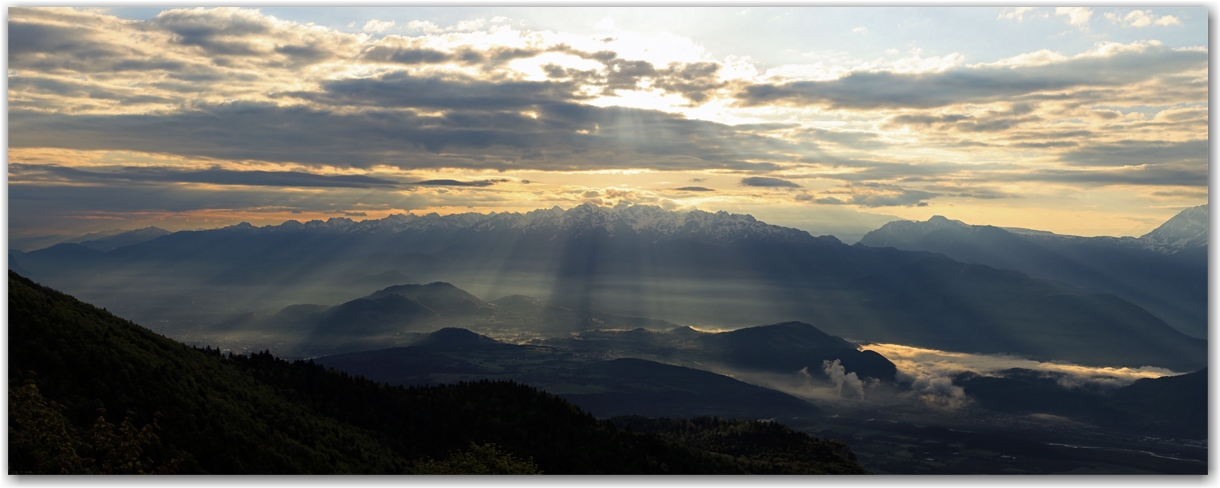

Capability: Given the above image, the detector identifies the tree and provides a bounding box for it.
[9,380,181,474]
[412,443,542,474]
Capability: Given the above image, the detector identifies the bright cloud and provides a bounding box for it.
[1055,7,1093,28]
[997,7,1038,21]
[363,19,395,33]
[862,343,1181,408]
[1105,10,1182,28]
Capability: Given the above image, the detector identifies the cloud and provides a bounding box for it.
[851,26,868,33]
[884,104,1041,133]
[363,19,396,33]
[10,101,789,173]
[820,359,866,400]
[8,177,397,216]
[1154,15,1182,26]
[3,7,1209,238]
[413,179,509,187]
[1105,10,1181,28]
[1058,140,1206,167]
[813,183,936,207]
[10,163,402,189]
[907,376,969,410]
[647,61,727,104]
[736,42,1204,109]
[6,179,432,236]
[1055,7,1092,28]
[1148,189,1207,199]
[284,70,588,110]
[358,39,555,68]
[863,342,1183,409]
[9,6,362,108]
[802,128,889,150]
[1013,164,1207,187]
[9,19,131,68]
[922,185,1019,200]
[540,50,729,104]
[814,159,990,184]
[673,186,715,192]
[152,7,274,56]
[998,7,1038,21]
[9,76,179,106]
[145,7,361,68]
[741,177,801,188]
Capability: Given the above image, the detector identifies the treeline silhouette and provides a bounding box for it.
[8,271,864,474]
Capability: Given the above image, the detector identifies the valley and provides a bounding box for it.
[7,204,1209,475]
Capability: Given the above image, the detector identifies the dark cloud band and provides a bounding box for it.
[11,164,401,189]
[741,177,801,188]
[738,47,1205,110]
[413,179,509,187]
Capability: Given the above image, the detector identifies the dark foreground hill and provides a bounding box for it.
[537,322,897,383]
[8,271,865,474]
[312,329,827,420]
[956,367,1207,440]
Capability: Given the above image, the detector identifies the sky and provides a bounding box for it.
[7,6,1209,241]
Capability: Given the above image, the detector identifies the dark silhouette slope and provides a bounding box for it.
[8,271,865,474]
[539,322,897,383]
[957,368,1207,440]
[313,329,825,420]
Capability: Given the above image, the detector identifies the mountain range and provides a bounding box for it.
[858,205,1207,338]
[10,226,171,253]
[9,203,1207,371]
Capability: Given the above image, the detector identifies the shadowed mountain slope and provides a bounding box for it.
[858,206,1207,339]
[313,328,827,420]
[957,367,1207,440]
[78,227,172,252]
[12,204,1206,370]
[195,281,686,358]
[539,321,897,383]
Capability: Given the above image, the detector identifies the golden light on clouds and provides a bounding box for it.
[6,7,1207,239]
[862,342,1179,385]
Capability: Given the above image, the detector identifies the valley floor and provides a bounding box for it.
[801,407,1206,474]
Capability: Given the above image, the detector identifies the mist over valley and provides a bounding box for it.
[8,203,1208,474]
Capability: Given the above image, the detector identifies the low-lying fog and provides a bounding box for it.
[723,343,1181,413]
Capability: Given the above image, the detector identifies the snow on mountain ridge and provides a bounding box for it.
[1140,205,1208,252]
[218,203,822,244]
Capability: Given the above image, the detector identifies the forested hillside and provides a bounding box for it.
[8,271,865,474]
